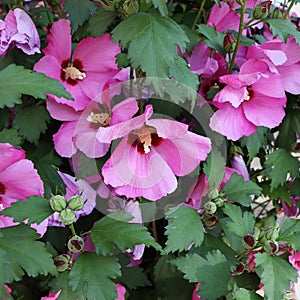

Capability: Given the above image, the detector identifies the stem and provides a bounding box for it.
[283,0,296,19]
[228,2,245,74]
[69,223,76,236]
[192,0,207,30]
[43,0,53,25]
[135,69,144,114]
[152,220,158,241]
[130,66,134,97]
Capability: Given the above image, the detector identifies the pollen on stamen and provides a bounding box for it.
[87,112,111,127]
[63,66,86,81]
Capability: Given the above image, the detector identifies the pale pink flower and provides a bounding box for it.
[210,58,286,140]
[290,251,300,271]
[0,8,40,56]
[247,36,300,95]
[40,290,61,300]
[47,96,138,158]
[231,153,250,181]
[34,19,124,111]
[97,105,211,200]
[115,283,126,300]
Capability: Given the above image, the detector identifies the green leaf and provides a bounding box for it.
[233,288,263,299]
[164,206,204,253]
[64,0,97,33]
[265,149,299,190]
[276,108,300,150]
[169,56,199,91]
[255,253,298,300]
[145,0,168,16]
[222,173,262,206]
[240,127,268,162]
[112,12,189,77]
[174,251,232,299]
[13,105,50,143]
[88,7,117,37]
[2,196,53,225]
[118,255,151,289]
[203,147,226,188]
[0,128,23,147]
[90,211,161,256]
[221,203,255,238]
[49,271,85,300]
[0,225,57,283]
[69,252,121,299]
[279,218,300,250]
[197,24,226,57]
[0,64,72,109]
[266,19,300,45]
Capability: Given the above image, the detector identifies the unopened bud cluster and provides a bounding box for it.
[50,194,84,225]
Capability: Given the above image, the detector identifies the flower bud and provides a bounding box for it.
[223,32,236,53]
[59,208,75,225]
[264,226,279,241]
[253,0,271,19]
[204,201,217,214]
[242,234,256,249]
[122,0,139,16]
[68,195,84,211]
[233,262,245,275]
[50,195,67,212]
[67,235,85,253]
[271,8,283,19]
[264,240,279,254]
[214,197,225,207]
[202,213,218,229]
[101,0,119,11]
[54,254,70,272]
[207,187,219,200]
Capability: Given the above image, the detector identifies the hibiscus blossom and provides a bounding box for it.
[97,105,211,201]
[210,58,286,140]
[47,96,138,158]
[0,8,40,56]
[0,143,44,229]
[34,19,124,111]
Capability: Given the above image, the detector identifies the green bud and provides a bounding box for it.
[264,226,279,241]
[204,201,217,214]
[101,0,119,11]
[214,197,224,207]
[223,32,236,53]
[50,195,67,212]
[59,208,76,225]
[264,240,279,254]
[202,213,218,229]
[242,234,256,249]
[233,262,245,275]
[207,187,219,200]
[122,0,139,16]
[54,254,70,272]
[68,195,84,211]
[271,8,283,19]
[67,235,85,253]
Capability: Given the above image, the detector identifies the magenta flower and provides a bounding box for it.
[47,96,138,158]
[0,8,40,56]
[115,283,126,300]
[97,105,211,201]
[247,36,300,95]
[210,58,286,140]
[40,290,61,300]
[34,19,124,111]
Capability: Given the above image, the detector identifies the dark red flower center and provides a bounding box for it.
[130,126,163,155]
[0,182,6,206]
[60,59,85,86]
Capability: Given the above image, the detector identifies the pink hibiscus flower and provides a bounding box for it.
[40,290,61,300]
[0,8,40,56]
[47,96,138,158]
[210,58,286,140]
[115,283,126,300]
[34,19,124,111]
[0,143,44,231]
[97,105,211,201]
[247,36,300,95]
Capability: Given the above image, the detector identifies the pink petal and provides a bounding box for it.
[97,105,153,143]
[0,143,25,173]
[213,85,248,108]
[219,72,262,89]
[243,94,286,128]
[43,19,71,62]
[0,216,18,228]
[34,55,62,81]
[154,132,211,176]
[0,160,44,202]
[46,97,79,121]
[30,219,48,237]
[146,119,188,138]
[210,103,257,141]
[115,284,126,300]
[53,122,77,158]
[102,137,177,201]
[124,200,143,224]
[277,64,300,95]
[110,97,139,125]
